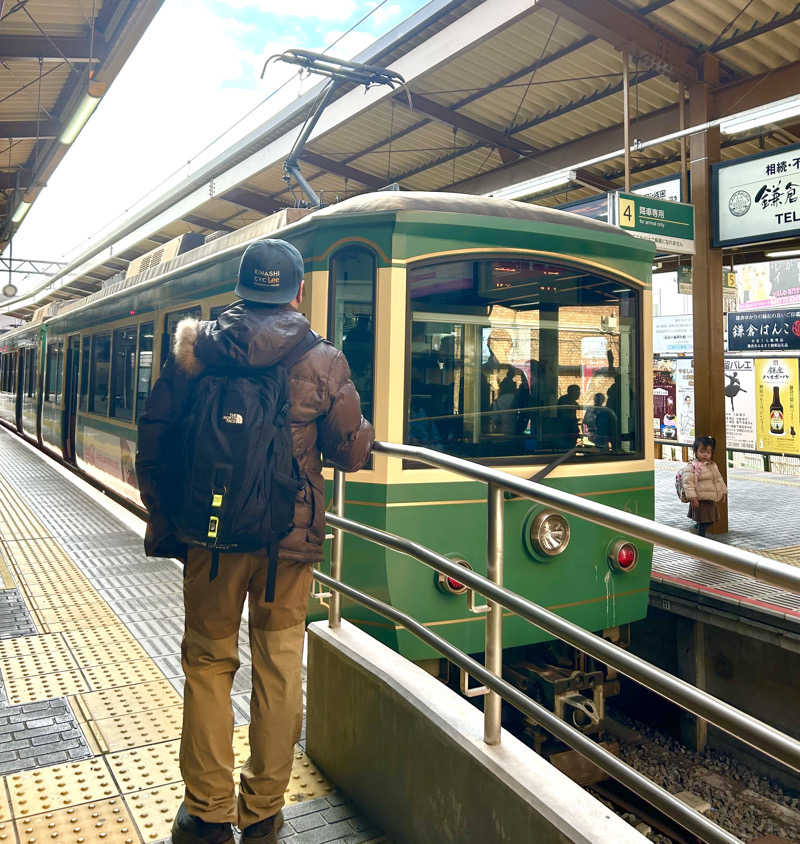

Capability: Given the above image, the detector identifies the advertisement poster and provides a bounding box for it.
[735,260,800,311]
[755,358,800,454]
[728,309,800,352]
[654,314,694,355]
[675,359,695,443]
[724,358,756,450]
[653,362,677,439]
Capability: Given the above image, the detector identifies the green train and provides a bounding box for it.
[0,192,655,698]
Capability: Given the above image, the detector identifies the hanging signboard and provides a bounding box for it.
[712,142,800,247]
[754,358,800,454]
[724,358,756,450]
[653,313,693,355]
[633,176,682,203]
[734,259,800,311]
[727,309,800,352]
[610,192,695,254]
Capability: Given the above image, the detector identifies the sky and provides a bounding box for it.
[6,0,430,293]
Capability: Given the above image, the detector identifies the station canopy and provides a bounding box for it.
[0,0,163,269]
[4,0,800,319]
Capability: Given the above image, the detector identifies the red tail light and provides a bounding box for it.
[609,540,638,572]
[437,559,472,595]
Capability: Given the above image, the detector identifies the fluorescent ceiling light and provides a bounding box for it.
[11,201,31,223]
[60,93,101,145]
[488,170,571,201]
[720,95,800,135]
[765,248,800,258]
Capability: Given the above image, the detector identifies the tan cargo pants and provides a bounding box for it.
[179,547,313,828]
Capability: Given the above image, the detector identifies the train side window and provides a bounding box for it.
[79,336,90,410]
[0,355,7,391]
[209,305,231,322]
[329,247,376,425]
[44,342,64,402]
[89,333,111,415]
[26,347,38,397]
[110,326,137,421]
[163,307,201,365]
[136,322,154,421]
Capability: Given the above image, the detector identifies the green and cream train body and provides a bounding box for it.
[0,193,655,663]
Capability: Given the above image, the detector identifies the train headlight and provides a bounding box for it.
[436,558,472,595]
[609,539,638,573]
[530,511,570,557]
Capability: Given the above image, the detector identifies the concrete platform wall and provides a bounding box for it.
[307,620,646,844]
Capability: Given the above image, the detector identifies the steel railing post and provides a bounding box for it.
[329,469,345,628]
[484,482,504,745]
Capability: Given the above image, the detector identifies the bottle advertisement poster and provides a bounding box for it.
[755,358,800,454]
[724,358,756,450]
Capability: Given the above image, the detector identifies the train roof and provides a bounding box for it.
[311,191,624,237]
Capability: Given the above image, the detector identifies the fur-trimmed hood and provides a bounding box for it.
[173,302,311,375]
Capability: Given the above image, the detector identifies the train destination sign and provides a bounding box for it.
[610,192,695,254]
[713,142,800,247]
[727,309,800,352]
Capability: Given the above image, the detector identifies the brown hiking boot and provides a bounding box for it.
[170,804,234,844]
[240,810,284,844]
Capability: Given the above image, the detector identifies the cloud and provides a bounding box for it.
[214,0,357,21]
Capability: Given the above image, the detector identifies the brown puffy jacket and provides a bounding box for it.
[135,302,374,562]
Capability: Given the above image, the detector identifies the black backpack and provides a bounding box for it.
[174,329,321,601]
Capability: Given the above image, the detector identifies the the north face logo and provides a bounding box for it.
[222,412,244,425]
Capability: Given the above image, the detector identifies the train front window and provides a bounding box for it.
[136,322,154,421]
[406,258,640,461]
[329,247,375,426]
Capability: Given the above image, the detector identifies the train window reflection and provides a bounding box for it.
[406,258,639,461]
[110,326,137,421]
[44,342,64,403]
[79,336,90,410]
[329,247,375,425]
[136,322,154,421]
[90,333,111,415]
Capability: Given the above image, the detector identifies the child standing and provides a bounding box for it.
[682,435,728,537]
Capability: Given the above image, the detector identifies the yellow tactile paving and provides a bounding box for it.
[124,782,184,842]
[13,798,138,844]
[0,779,11,821]
[0,820,13,843]
[34,602,123,633]
[0,547,16,589]
[2,669,90,705]
[0,476,51,540]
[62,628,148,668]
[90,706,183,753]
[83,659,167,692]
[106,741,181,794]
[8,759,118,818]
[285,748,334,803]
[0,633,80,678]
[76,680,182,722]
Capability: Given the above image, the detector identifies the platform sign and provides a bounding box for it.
[611,192,695,254]
[654,314,693,355]
[755,358,800,454]
[724,358,756,450]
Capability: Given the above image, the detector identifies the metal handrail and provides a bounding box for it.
[313,568,742,844]
[325,509,800,773]
[372,441,800,595]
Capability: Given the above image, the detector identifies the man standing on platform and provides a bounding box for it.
[135,238,373,844]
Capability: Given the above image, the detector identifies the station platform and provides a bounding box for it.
[652,460,800,636]
[0,426,386,844]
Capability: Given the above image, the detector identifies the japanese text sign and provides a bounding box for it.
[713,143,800,247]
[611,192,695,254]
[727,309,800,352]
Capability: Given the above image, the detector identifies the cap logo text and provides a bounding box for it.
[252,267,281,288]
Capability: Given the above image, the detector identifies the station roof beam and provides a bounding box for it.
[298,151,386,190]
[394,93,536,164]
[222,188,283,217]
[0,120,60,140]
[539,0,700,84]
[0,35,107,62]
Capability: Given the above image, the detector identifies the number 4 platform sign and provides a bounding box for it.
[610,192,695,255]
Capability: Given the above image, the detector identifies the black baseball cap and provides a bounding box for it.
[235,238,305,304]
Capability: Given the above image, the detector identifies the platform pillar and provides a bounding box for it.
[688,56,728,533]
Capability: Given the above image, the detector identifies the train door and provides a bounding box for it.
[63,335,80,461]
[15,351,23,431]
